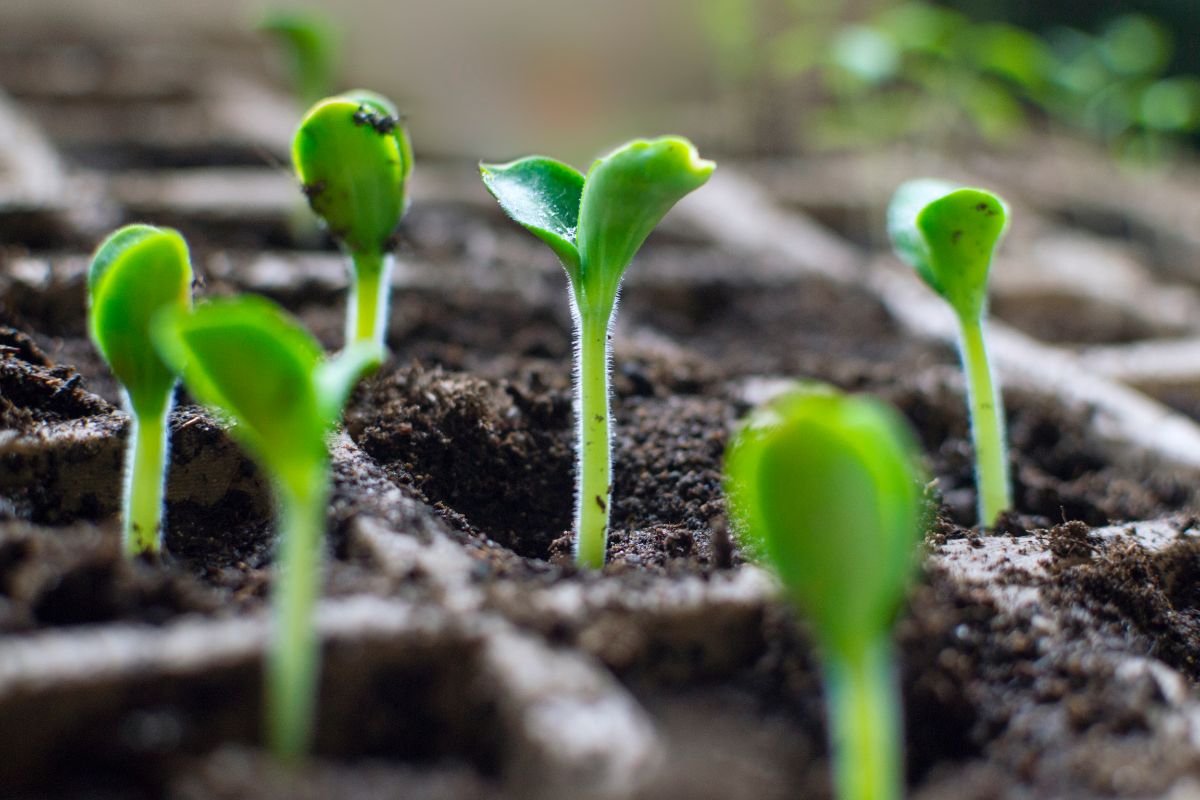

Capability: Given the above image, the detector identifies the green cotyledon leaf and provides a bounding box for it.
[725,384,926,659]
[293,91,411,256]
[576,136,714,311]
[480,156,585,283]
[152,295,330,493]
[887,179,1008,322]
[88,224,192,413]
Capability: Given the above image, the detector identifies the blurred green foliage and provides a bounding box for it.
[701,0,1200,160]
[258,8,341,107]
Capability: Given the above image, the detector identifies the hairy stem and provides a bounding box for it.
[825,638,903,800]
[348,250,392,350]
[958,315,1011,526]
[123,394,172,556]
[267,466,329,761]
[576,310,612,569]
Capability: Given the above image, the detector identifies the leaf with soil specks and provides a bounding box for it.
[292,92,411,256]
[887,179,1008,322]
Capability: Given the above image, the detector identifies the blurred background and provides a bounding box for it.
[4,0,1200,167]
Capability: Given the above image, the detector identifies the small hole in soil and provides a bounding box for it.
[346,366,574,559]
[346,363,734,562]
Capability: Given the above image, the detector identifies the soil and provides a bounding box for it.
[5,38,1200,800]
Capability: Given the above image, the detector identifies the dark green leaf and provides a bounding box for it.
[480,156,584,281]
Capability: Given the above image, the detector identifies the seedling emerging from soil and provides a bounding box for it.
[258,9,339,107]
[725,384,925,800]
[152,296,377,761]
[481,137,714,568]
[293,90,413,357]
[88,225,192,556]
[888,179,1012,526]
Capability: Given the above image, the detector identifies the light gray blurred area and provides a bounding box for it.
[2,0,732,162]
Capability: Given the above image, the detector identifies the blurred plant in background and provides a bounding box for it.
[700,0,1200,162]
[258,8,341,108]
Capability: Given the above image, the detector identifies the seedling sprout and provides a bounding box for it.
[481,137,714,568]
[293,90,413,357]
[87,224,193,556]
[152,296,377,761]
[258,9,340,107]
[725,384,926,800]
[888,179,1012,526]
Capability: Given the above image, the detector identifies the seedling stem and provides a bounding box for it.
[268,465,329,760]
[124,397,172,555]
[348,250,393,346]
[827,638,901,800]
[576,307,612,569]
[959,316,1011,525]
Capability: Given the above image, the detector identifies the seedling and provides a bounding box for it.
[258,9,340,107]
[481,137,714,568]
[293,90,413,356]
[152,296,377,761]
[725,384,925,800]
[87,225,192,556]
[888,179,1012,526]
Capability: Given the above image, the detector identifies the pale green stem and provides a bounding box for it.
[824,638,903,800]
[576,310,612,569]
[267,465,329,762]
[348,250,392,350]
[123,393,172,556]
[957,315,1011,527]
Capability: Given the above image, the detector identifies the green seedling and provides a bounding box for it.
[88,225,193,556]
[258,8,340,107]
[725,384,926,800]
[293,90,413,356]
[888,179,1012,527]
[481,137,714,568]
[152,296,377,761]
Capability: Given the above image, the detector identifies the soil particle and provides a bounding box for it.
[1046,520,1098,564]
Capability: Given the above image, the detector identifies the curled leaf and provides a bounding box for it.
[88,224,192,412]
